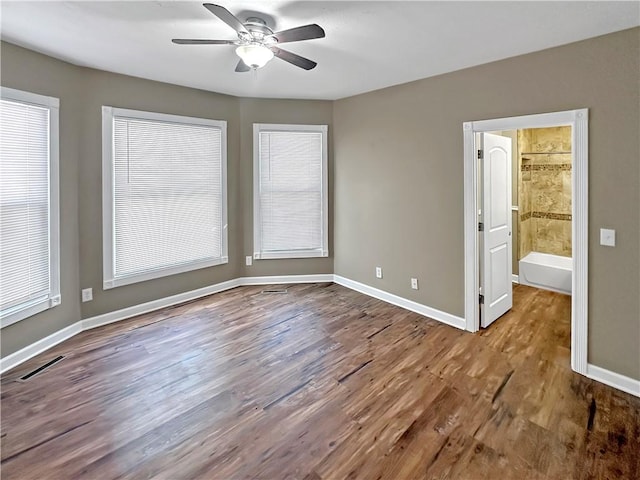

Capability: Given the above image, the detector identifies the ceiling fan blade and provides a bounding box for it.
[268,24,325,44]
[235,59,251,72]
[172,39,235,45]
[203,3,249,35]
[270,47,317,70]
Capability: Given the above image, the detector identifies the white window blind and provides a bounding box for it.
[102,107,227,289]
[253,124,328,259]
[0,88,60,328]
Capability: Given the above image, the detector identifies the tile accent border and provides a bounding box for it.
[521,163,571,171]
[520,151,572,155]
[520,211,571,221]
[532,212,572,221]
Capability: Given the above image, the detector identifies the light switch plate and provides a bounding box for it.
[600,228,616,247]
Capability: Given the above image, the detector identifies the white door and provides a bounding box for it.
[481,133,512,327]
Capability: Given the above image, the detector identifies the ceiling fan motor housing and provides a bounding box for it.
[241,17,275,44]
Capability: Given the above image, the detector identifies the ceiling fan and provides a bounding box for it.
[172,3,325,72]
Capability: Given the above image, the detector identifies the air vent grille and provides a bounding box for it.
[20,355,65,380]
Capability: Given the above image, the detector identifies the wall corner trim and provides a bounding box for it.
[586,364,640,398]
[333,275,466,330]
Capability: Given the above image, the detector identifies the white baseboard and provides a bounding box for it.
[83,275,334,332]
[1,273,465,374]
[586,363,640,398]
[0,322,82,373]
[333,275,466,330]
[82,275,334,332]
[241,274,334,286]
[7,272,638,402]
[512,274,519,284]
[82,279,242,331]
[1,275,334,374]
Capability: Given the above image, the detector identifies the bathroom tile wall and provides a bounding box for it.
[518,127,572,258]
[518,130,532,259]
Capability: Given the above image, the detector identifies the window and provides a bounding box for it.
[253,124,328,259]
[102,107,227,289]
[0,87,60,328]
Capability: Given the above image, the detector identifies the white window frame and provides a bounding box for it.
[0,87,61,328]
[102,107,228,289]
[253,123,329,260]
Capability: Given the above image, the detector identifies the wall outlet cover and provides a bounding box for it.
[375,267,383,279]
[411,278,419,290]
[81,288,93,302]
[246,256,253,266]
[600,228,616,247]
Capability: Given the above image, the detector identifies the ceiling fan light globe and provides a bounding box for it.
[235,45,274,69]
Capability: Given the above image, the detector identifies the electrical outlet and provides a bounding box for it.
[375,267,383,279]
[600,228,615,247]
[411,278,419,290]
[81,288,93,302]
[246,255,253,266]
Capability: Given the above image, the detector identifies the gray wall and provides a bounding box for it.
[333,28,640,379]
[238,98,334,277]
[77,69,241,318]
[2,28,639,381]
[0,42,332,356]
[1,44,83,358]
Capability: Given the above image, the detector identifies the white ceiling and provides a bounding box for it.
[1,1,639,100]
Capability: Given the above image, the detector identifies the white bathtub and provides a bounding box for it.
[519,252,572,295]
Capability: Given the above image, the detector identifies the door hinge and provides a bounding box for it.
[478,222,484,232]
[479,294,484,305]
[477,149,483,159]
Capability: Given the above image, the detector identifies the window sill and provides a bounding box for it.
[254,250,329,260]
[104,256,229,290]
[1,295,61,329]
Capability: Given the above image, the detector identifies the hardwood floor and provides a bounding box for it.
[1,283,639,479]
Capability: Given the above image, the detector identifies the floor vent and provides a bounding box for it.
[20,355,65,381]
[261,289,288,294]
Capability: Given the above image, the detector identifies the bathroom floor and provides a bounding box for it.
[1,283,638,479]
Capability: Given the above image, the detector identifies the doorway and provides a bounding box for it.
[463,109,589,376]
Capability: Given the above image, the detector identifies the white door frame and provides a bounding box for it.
[463,109,589,375]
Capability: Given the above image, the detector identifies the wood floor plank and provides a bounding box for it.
[1,283,639,479]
